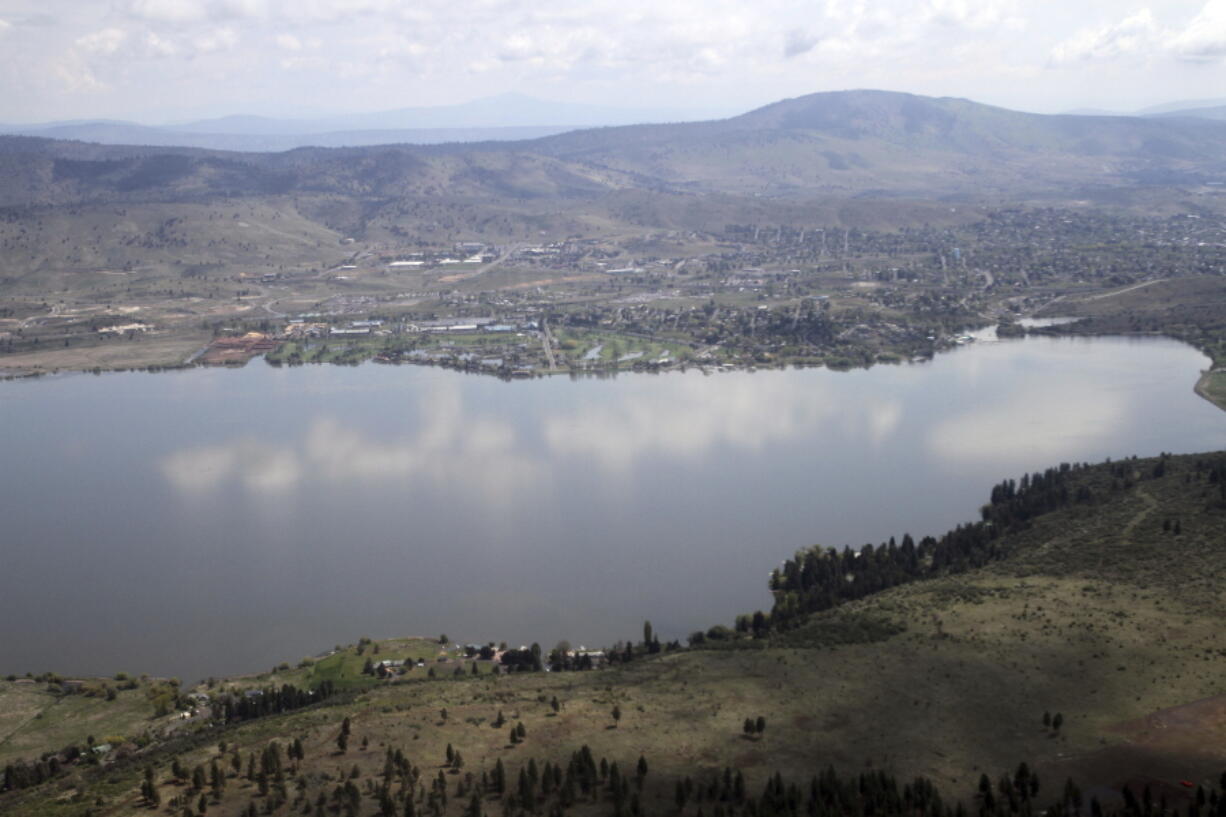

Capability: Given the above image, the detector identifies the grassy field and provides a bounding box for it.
[0,681,157,768]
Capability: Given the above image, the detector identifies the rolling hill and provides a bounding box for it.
[2,90,1226,211]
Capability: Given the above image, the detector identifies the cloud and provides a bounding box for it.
[275,32,301,50]
[0,19,11,34]
[128,0,210,23]
[127,0,267,24]
[192,26,239,53]
[1049,8,1159,63]
[1050,3,1226,65]
[924,0,1021,31]
[144,31,179,56]
[76,27,129,56]
[1167,0,1226,61]
[783,28,820,58]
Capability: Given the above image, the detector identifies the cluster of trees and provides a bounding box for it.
[211,681,335,724]
[1205,456,1226,505]
[742,717,767,739]
[2,748,78,793]
[762,464,1094,632]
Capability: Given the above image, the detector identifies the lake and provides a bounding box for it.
[2,332,1224,682]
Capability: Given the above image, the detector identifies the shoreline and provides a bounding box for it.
[6,325,1226,420]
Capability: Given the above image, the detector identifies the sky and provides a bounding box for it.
[1,0,1225,124]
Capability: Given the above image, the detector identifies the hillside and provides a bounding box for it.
[3,450,1225,817]
[3,90,1226,210]
[530,90,1226,196]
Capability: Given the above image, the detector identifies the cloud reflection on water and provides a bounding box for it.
[158,336,1214,507]
[159,372,915,499]
[161,381,546,506]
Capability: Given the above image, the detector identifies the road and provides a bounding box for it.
[541,320,558,371]
[1079,277,1167,301]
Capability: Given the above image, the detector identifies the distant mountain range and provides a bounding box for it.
[3,90,1226,209]
[1063,98,1226,119]
[0,93,732,152]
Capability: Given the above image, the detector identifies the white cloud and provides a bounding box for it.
[1050,3,1226,65]
[1049,8,1159,63]
[144,31,178,56]
[924,0,1021,31]
[1167,0,1226,60]
[128,0,267,23]
[128,0,210,24]
[0,18,11,34]
[76,27,129,55]
[275,32,301,50]
[192,26,239,53]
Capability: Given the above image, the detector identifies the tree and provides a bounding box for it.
[643,621,653,646]
[612,704,622,727]
[142,766,160,807]
[755,716,766,736]
[336,732,348,754]
[1052,712,1064,732]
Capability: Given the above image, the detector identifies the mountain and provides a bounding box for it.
[172,93,728,134]
[0,121,579,151]
[526,90,1226,195]
[1150,104,1226,121]
[0,94,730,152]
[4,89,1226,208]
[1137,97,1226,115]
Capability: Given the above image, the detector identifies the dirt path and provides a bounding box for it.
[0,696,57,755]
[1081,278,1168,302]
[1120,487,1159,543]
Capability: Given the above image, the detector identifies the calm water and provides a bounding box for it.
[2,334,1224,682]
